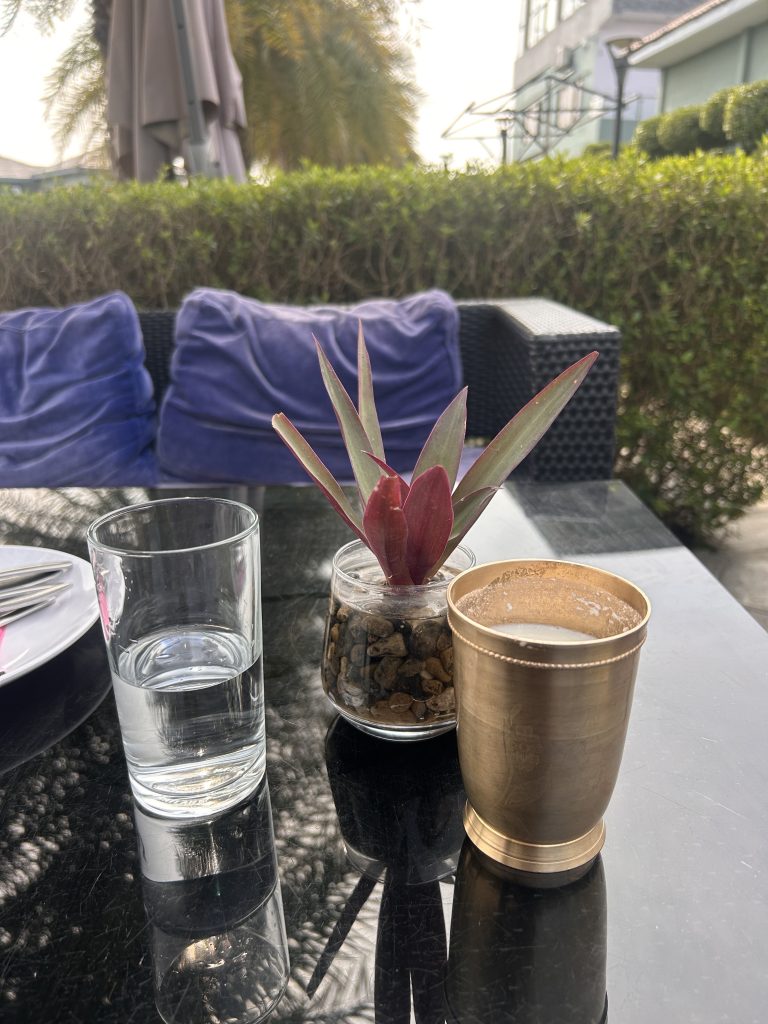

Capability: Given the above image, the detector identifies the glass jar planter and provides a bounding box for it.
[321,540,475,741]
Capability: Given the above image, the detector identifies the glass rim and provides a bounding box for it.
[332,538,476,594]
[86,496,259,558]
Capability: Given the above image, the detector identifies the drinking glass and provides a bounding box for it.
[88,497,264,819]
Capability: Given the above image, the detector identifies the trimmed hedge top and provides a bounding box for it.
[635,77,768,156]
[1,154,766,541]
[724,81,768,152]
[656,106,712,155]
[700,87,731,145]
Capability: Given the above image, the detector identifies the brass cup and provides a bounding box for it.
[446,559,650,885]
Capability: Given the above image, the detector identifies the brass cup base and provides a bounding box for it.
[463,803,606,888]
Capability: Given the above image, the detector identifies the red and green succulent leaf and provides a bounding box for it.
[449,486,499,542]
[429,486,498,577]
[411,387,468,489]
[271,413,367,543]
[453,352,599,504]
[363,475,413,585]
[402,466,454,585]
[314,337,382,503]
[273,328,598,586]
[364,452,410,504]
[356,322,385,462]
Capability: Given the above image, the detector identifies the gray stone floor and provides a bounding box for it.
[695,501,768,631]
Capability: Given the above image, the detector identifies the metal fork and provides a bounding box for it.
[0,581,73,616]
[0,560,72,591]
[0,598,58,629]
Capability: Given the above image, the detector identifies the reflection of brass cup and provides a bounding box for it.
[447,559,650,884]
[446,842,607,1023]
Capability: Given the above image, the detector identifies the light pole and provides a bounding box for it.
[496,115,513,165]
[606,37,640,159]
[171,0,218,177]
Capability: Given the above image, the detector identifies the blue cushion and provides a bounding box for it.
[0,292,157,486]
[157,289,462,484]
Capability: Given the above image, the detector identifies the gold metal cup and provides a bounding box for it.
[446,559,650,885]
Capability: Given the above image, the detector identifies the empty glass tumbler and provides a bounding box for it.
[88,497,265,819]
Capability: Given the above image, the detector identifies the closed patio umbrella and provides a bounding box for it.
[106,0,247,182]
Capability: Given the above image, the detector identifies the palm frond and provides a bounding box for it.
[1,0,76,36]
[230,0,418,169]
[42,22,108,162]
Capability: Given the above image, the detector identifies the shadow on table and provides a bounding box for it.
[318,717,608,1024]
[0,623,111,774]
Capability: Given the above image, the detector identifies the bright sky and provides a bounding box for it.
[0,0,520,169]
[0,0,89,166]
[405,0,521,166]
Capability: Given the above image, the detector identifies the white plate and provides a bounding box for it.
[0,545,100,686]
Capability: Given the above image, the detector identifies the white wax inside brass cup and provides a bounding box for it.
[490,622,596,642]
[454,572,644,644]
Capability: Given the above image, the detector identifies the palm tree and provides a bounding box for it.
[2,0,418,171]
[230,1,418,168]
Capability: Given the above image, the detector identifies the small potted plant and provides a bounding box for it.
[273,328,596,740]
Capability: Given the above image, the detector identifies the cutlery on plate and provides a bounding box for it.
[0,598,57,629]
[0,560,72,590]
[0,581,72,614]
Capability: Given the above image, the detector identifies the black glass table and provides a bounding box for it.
[0,482,766,1023]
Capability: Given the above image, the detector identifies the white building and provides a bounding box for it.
[512,0,700,157]
[0,155,103,192]
[628,0,768,112]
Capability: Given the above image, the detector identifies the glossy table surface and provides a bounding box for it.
[0,482,766,1023]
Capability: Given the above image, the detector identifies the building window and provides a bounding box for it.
[525,0,558,48]
[560,0,585,21]
[524,0,584,48]
[523,101,541,140]
[557,83,581,129]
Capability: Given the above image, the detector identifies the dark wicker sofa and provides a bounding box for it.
[140,298,621,482]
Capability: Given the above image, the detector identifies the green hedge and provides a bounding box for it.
[582,142,612,158]
[655,105,711,155]
[1,155,766,541]
[724,81,768,151]
[635,78,768,155]
[700,87,731,145]
[633,115,665,158]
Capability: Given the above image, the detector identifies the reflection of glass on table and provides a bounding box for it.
[135,779,289,1024]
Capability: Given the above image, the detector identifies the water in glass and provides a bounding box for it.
[112,625,265,818]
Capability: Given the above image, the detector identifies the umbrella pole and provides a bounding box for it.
[171,0,220,177]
